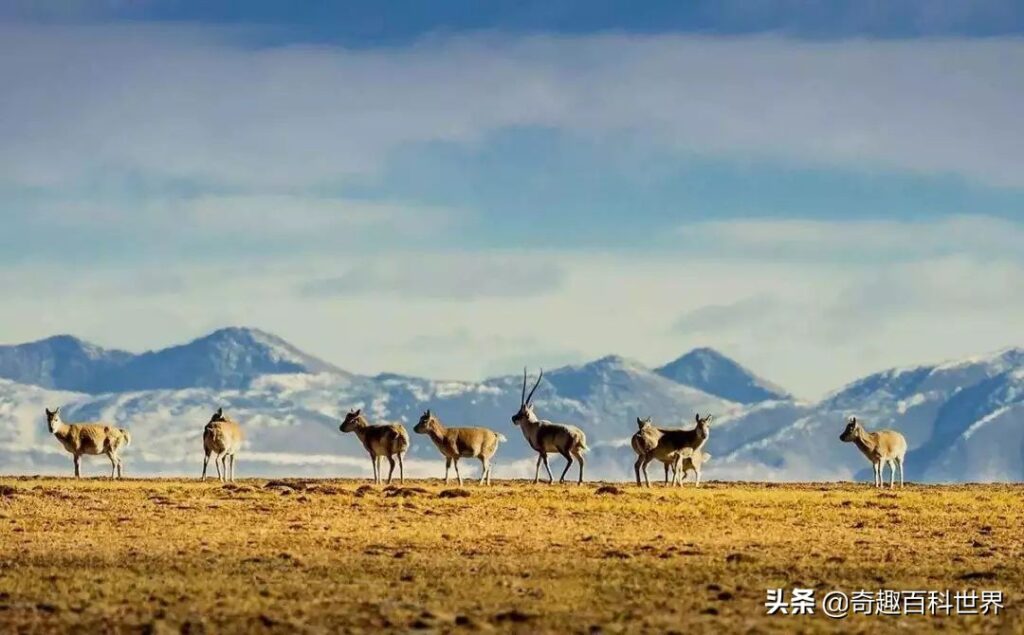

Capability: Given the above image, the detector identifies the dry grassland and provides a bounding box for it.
[0,478,1022,633]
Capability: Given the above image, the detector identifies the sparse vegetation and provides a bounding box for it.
[0,478,1021,633]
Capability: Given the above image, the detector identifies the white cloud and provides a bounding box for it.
[682,214,1024,260]
[21,195,458,253]
[672,295,780,333]
[1,25,1023,189]
[8,234,1024,401]
[297,254,565,299]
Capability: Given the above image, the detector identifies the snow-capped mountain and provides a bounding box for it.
[0,328,1022,482]
[0,327,344,393]
[715,348,1024,483]
[0,335,132,392]
[101,327,347,391]
[655,347,790,404]
[0,332,741,479]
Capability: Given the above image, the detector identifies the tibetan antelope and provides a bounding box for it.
[413,410,506,485]
[202,408,244,482]
[512,368,588,485]
[339,409,409,485]
[45,407,131,479]
[632,416,670,486]
[672,449,712,486]
[631,414,713,487]
[840,416,907,488]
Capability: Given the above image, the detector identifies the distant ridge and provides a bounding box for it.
[1,334,1023,482]
[655,347,790,404]
[0,327,345,393]
[0,335,132,392]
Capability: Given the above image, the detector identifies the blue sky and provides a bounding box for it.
[2,2,1023,396]
[9,0,1024,40]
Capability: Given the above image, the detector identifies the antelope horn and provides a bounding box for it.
[521,367,528,406]
[526,368,544,405]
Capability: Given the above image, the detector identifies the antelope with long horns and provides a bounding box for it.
[45,407,131,479]
[511,368,588,485]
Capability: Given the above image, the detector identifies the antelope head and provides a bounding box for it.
[694,413,713,439]
[208,407,227,424]
[512,367,543,427]
[44,406,63,433]
[414,409,439,434]
[340,408,366,433]
[840,416,861,442]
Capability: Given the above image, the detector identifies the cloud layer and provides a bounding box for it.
[1,23,1022,397]
[2,25,1024,191]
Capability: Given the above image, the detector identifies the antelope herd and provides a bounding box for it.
[41,369,910,488]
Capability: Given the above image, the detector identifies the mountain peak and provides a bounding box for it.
[0,334,132,391]
[655,348,790,404]
[0,327,346,393]
[118,326,346,390]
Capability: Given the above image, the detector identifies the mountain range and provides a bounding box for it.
[0,328,1021,482]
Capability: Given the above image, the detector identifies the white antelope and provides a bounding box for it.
[202,408,244,482]
[840,416,907,488]
[339,409,409,485]
[673,449,712,486]
[413,410,506,485]
[45,406,131,479]
[512,368,588,485]
[631,414,712,487]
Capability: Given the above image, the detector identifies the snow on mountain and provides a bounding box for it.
[655,348,791,404]
[1,329,1022,482]
[717,347,1024,483]
[0,349,738,479]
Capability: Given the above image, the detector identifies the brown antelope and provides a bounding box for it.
[840,416,907,488]
[632,416,669,486]
[631,414,712,487]
[45,407,131,479]
[202,408,244,482]
[339,409,409,484]
[512,368,588,485]
[413,410,506,485]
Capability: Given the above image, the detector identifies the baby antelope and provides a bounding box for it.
[45,406,131,479]
[340,408,409,485]
[672,449,712,486]
[413,410,507,485]
[203,407,244,482]
[840,416,907,488]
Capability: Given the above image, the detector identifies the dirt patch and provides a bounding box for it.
[958,570,997,581]
[384,486,429,498]
[264,480,307,491]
